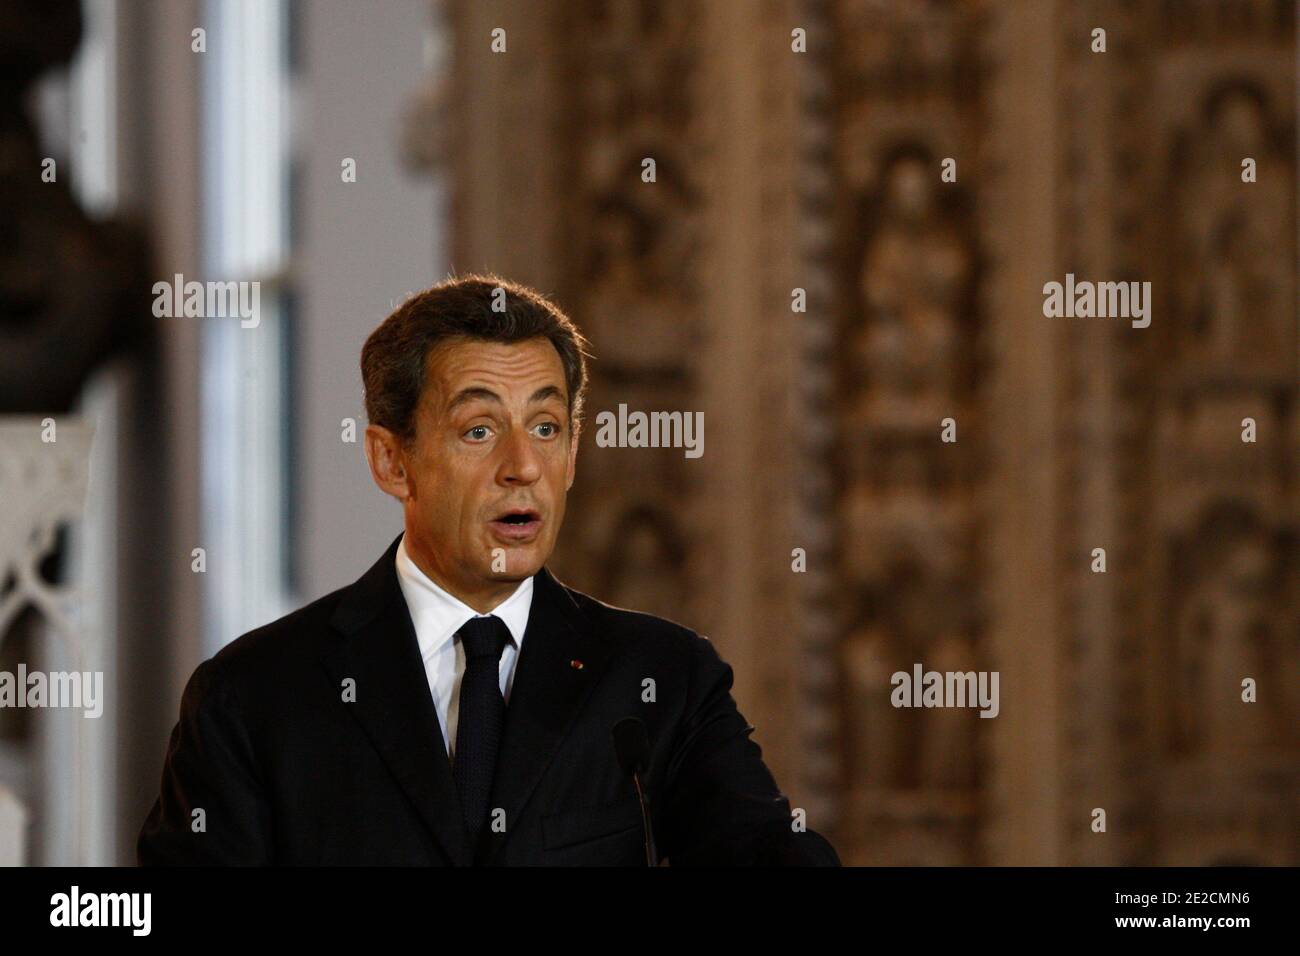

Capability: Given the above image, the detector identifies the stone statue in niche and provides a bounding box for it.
[1180,85,1291,366]
[579,153,697,368]
[853,150,971,422]
[901,571,979,791]
[1173,506,1274,757]
[1173,604,1212,755]
[918,630,977,790]
[0,0,152,411]
[1274,544,1300,748]
[586,192,652,297]
[583,0,696,135]
[575,0,699,370]
[842,620,905,789]
[601,506,685,621]
[843,474,961,590]
[842,562,978,791]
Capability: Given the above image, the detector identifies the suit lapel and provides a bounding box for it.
[320,535,471,866]
[482,565,614,863]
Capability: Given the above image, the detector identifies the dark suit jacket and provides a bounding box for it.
[138,535,840,865]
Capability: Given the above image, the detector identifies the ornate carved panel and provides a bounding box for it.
[419,0,1299,864]
[830,0,989,866]
[547,0,707,637]
[1137,0,1299,865]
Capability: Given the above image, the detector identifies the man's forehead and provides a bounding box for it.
[424,337,568,401]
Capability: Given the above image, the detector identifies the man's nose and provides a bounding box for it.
[496,425,542,484]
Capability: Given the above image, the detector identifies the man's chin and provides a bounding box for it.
[487,565,531,581]
[481,542,547,580]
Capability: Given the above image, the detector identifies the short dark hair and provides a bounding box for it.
[361,273,591,443]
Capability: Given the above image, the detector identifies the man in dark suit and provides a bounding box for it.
[138,274,839,865]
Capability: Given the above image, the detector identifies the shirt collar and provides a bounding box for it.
[394,534,534,661]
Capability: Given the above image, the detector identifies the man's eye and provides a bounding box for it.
[466,425,492,441]
[535,422,559,438]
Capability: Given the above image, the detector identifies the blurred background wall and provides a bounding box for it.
[0,0,1295,865]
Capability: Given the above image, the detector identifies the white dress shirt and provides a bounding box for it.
[394,534,534,763]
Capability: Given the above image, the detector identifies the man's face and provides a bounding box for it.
[387,336,577,607]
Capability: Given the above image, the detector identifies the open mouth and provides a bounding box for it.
[489,508,542,540]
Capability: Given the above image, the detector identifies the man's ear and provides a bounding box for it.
[365,424,413,501]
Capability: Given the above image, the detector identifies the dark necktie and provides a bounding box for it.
[452,614,511,847]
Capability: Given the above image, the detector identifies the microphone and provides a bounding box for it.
[611,716,658,866]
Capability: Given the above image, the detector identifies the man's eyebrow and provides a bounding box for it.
[446,384,567,412]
